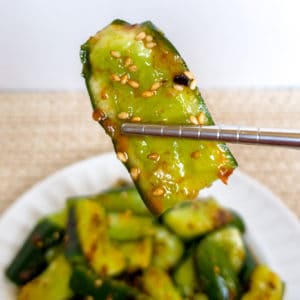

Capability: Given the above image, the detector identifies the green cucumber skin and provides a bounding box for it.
[6,219,64,285]
[81,19,237,215]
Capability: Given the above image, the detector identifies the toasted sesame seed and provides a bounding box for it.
[173,84,184,91]
[52,231,60,240]
[128,80,139,88]
[86,296,94,300]
[147,152,160,161]
[117,152,128,163]
[128,64,137,72]
[142,90,155,98]
[189,79,197,90]
[124,57,133,67]
[117,111,129,119]
[191,150,201,159]
[110,50,121,58]
[145,35,153,42]
[197,112,206,125]
[183,70,195,80]
[120,74,128,85]
[131,116,141,122]
[189,115,198,125]
[130,167,140,180]
[92,109,106,121]
[101,90,109,100]
[111,73,120,81]
[153,187,164,196]
[135,31,146,41]
[94,278,103,287]
[145,42,157,49]
[150,82,162,91]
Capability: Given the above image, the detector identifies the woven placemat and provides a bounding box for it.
[1,90,300,218]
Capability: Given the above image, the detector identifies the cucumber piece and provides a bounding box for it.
[6,218,64,285]
[74,200,126,276]
[141,267,182,300]
[195,228,242,300]
[118,237,153,272]
[239,245,257,288]
[162,198,234,240]
[241,265,284,300]
[173,253,197,297]
[17,254,73,300]
[227,210,246,233]
[81,19,237,215]
[108,212,156,241]
[152,226,184,270]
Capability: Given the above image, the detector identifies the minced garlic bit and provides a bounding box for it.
[145,42,157,49]
[128,64,138,72]
[145,35,153,42]
[173,84,184,91]
[135,31,146,41]
[189,79,197,90]
[142,90,155,98]
[197,112,206,125]
[117,111,129,119]
[130,167,140,180]
[111,73,120,81]
[183,70,195,80]
[117,152,128,163]
[150,82,162,91]
[128,80,139,88]
[153,187,165,196]
[110,50,121,58]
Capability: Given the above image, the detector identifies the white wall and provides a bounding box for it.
[1,0,300,90]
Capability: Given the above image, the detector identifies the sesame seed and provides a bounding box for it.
[128,80,139,88]
[86,296,94,300]
[128,64,137,72]
[189,115,198,125]
[130,167,140,180]
[173,84,184,91]
[120,74,128,85]
[117,152,128,163]
[52,231,60,240]
[145,42,157,49]
[153,187,164,196]
[183,70,195,80]
[189,79,197,90]
[147,152,160,161]
[110,50,121,58]
[124,57,133,67]
[94,278,103,287]
[92,109,106,121]
[131,116,141,122]
[197,112,206,125]
[145,35,153,42]
[141,90,155,98]
[101,90,109,100]
[111,73,120,81]
[135,31,146,41]
[117,111,129,120]
[191,151,201,159]
[150,82,162,91]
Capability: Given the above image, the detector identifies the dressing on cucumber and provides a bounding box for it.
[81,19,237,215]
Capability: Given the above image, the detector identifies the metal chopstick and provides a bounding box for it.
[121,123,300,148]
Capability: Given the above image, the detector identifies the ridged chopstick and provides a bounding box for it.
[121,123,300,148]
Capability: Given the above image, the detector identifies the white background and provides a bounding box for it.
[1,0,300,90]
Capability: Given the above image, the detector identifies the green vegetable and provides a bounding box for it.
[239,245,257,288]
[195,227,243,300]
[162,198,234,240]
[108,212,156,241]
[141,266,182,300]
[6,218,64,285]
[17,254,73,300]
[241,265,284,300]
[152,226,184,270]
[81,19,237,215]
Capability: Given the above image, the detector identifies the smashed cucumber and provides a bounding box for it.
[81,19,237,215]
